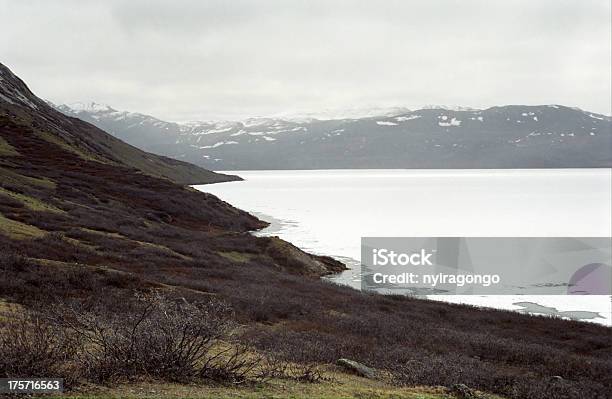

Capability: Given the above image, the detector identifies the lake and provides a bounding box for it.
[194,169,612,326]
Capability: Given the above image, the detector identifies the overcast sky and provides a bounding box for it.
[1,0,610,121]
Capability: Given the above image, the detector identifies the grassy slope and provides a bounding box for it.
[0,113,341,274]
[60,374,495,399]
[61,115,241,185]
[0,62,237,186]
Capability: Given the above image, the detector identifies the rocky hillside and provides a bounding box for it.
[56,102,612,170]
[0,63,238,185]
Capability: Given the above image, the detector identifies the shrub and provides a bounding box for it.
[198,343,271,384]
[0,311,80,385]
[55,293,258,383]
[0,293,284,387]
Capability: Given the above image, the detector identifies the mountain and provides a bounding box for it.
[0,59,345,336]
[0,60,345,274]
[56,103,612,170]
[0,66,239,185]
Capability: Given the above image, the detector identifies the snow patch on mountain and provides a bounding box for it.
[199,141,239,149]
[396,115,422,122]
[588,114,605,121]
[422,105,479,112]
[278,106,412,120]
[438,117,462,127]
[68,101,115,113]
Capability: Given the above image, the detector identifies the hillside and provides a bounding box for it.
[0,64,237,185]
[56,103,612,170]
[1,64,611,399]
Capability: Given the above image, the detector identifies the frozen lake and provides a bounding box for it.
[195,169,612,325]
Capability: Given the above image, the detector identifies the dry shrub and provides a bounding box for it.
[198,343,271,384]
[0,293,281,387]
[55,293,235,382]
[0,311,81,385]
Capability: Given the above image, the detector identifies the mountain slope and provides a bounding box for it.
[57,103,612,170]
[0,64,237,185]
[0,62,345,277]
[0,60,342,273]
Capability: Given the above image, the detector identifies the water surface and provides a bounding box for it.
[195,169,612,325]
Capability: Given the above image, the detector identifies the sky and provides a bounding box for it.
[1,0,610,121]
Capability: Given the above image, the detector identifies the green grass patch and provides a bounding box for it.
[36,131,102,163]
[47,374,466,399]
[136,240,192,260]
[0,168,56,189]
[0,187,65,214]
[0,213,45,239]
[218,251,253,263]
[0,167,57,189]
[80,227,125,239]
[80,228,191,260]
[0,299,23,322]
[0,136,19,156]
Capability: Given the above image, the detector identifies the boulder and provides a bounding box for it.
[336,358,377,379]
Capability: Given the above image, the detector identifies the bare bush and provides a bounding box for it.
[55,293,262,383]
[244,330,326,383]
[0,311,80,384]
[0,293,283,387]
[198,343,270,384]
[280,362,324,383]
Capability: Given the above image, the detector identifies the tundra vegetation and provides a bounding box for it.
[0,63,610,398]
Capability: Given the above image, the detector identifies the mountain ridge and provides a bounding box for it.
[55,101,612,170]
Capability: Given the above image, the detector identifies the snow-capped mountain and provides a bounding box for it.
[54,102,612,170]
[274,106,413,121]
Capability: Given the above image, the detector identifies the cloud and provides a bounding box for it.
[1,0,609,120]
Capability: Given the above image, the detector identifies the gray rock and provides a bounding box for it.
[449,383,478,399]
[336,358,377,379]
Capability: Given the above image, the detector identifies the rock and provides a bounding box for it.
[336,358,377,379]
[449,383,478,399]
[265,237,347,276]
